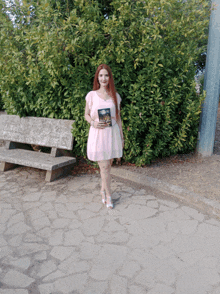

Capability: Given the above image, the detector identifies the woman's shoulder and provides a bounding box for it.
[86,90,96,96]
[85,90,96,100]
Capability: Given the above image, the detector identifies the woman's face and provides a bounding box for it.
[98,69,109,88]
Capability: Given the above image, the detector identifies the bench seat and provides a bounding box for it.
[0,148,76,171]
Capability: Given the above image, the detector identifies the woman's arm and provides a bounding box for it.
[84,102,93,124]
[117,112,124,149]
[116,93,124,148]
[84,101,106,129]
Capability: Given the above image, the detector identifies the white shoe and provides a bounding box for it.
[106,196,113,209]
[101,190,106,204]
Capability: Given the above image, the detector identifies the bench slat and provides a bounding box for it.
[0,148,76,171]
[0,115,75,150]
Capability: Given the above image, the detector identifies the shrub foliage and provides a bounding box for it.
[0,92,3,110]
[0,0,209,165]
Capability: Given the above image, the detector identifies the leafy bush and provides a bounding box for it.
[0,92,3,110]
[0,0,210,165]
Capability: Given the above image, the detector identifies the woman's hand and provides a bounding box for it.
[93,121,107,129]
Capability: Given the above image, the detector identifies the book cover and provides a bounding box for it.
[98,108,112,127]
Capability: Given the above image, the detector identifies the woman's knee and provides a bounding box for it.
[98,160,111,173]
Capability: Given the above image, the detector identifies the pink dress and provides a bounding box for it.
[86,91,123,162]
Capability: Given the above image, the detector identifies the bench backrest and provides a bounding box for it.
[0,115,75,150]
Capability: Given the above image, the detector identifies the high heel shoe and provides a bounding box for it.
[101,190,106,204]
[106,196,113,209]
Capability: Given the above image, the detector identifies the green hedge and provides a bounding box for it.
[0,92,3,110]
[0,0,210,165]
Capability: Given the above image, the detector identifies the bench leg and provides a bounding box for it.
[45,167,66,182]
[0,161,18,172]
[45,164,75,182]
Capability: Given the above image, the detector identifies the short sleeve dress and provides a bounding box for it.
[85,91,123,162]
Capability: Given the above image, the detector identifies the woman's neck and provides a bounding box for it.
[97,86,108,93]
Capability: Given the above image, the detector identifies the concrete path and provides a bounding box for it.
[111,163,220,219]
[1,167,220,294]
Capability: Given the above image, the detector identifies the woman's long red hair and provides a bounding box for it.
[93,64,119,120]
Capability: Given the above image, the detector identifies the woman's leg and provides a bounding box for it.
[98,159,112,205]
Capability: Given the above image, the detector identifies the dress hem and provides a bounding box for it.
[87,152,123,162]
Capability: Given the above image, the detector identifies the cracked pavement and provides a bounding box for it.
[1,167,220,294]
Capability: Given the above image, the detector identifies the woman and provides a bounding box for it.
[84,64,124,209]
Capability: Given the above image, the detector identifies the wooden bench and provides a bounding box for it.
[0,114,76,181]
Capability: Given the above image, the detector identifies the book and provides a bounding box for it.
[98,108,112,127]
